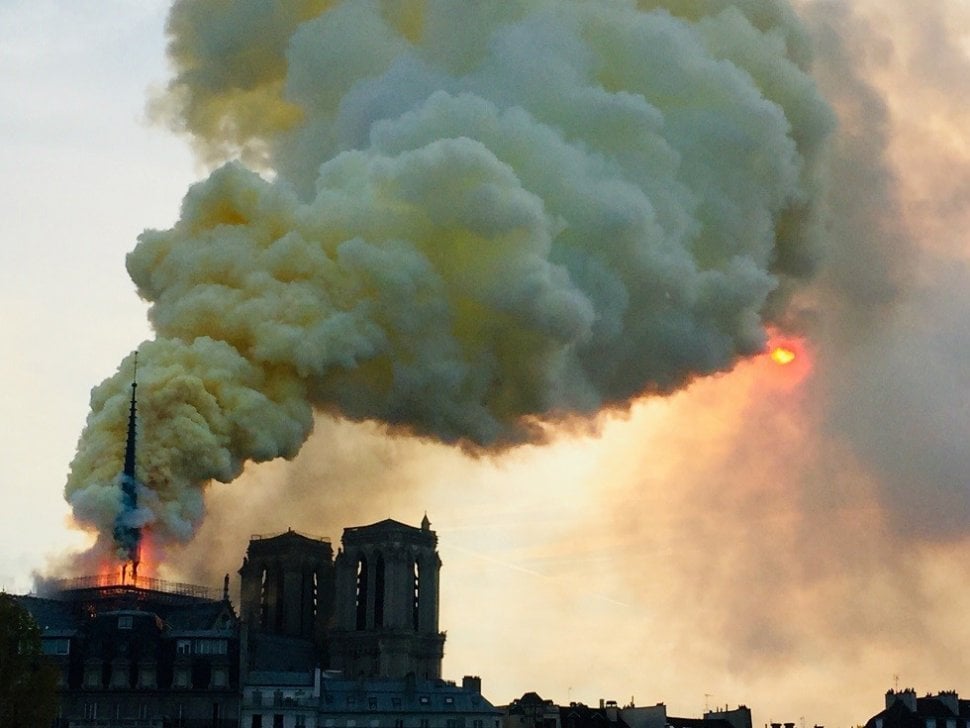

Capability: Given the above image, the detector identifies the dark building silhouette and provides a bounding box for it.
[238,529,335,651]
[501,695,752,728]
[328,516,445,680]
[19,576,240,727]
[559,700,630,728]
[504,692,562,728]
[865,689,970,728]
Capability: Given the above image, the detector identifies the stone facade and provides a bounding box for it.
[238,530,335,651]
[328,518,445,680]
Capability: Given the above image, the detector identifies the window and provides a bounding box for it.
[296,715,307,728]
[251,716,263,728]
[84,666,101,688]
[176,639,191,655]
[41,638,70,655]
[419,696,431,705]
[118,615,133,630]
[445,697,454,705]
[84,703,98,719]
[173,668,190,688]
[413,560,421,630]
[420,720,430,728]
[212,667,228,687]
[347,696,357,706]
[395,721,404,728]
[253,690,263,707]
[369,697,378,710]
[392,698,402,708]
[195,638,228,655]
[447,720,459,728]
[274,715,284,728]
[355,555,369,630]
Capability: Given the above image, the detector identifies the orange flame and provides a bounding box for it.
[93,531,156,587]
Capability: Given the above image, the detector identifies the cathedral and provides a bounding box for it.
[18,517,498,728]
[18,371,497,726]
[237,516,444,682]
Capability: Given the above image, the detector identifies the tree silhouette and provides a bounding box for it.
[0,593,59,727]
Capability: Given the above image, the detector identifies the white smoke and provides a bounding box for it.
[66,0,833,553]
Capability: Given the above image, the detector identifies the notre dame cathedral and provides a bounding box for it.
[20,517,499,728]
[238,516,446,680]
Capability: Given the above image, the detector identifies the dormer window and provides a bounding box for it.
[118,615,133,630]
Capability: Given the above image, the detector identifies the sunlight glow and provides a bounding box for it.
[771,347,797,365]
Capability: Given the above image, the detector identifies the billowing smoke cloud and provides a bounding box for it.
[66,0,834,557]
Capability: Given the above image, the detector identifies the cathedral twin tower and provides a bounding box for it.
[238,516,445,680]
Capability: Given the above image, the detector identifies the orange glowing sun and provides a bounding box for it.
[770,346,797,365]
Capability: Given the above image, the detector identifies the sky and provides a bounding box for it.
[2,2,970,727]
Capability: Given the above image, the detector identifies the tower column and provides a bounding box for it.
[417,552,441,634]
[237,531,335,646]
[328,518,445,679]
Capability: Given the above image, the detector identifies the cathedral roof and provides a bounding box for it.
[15,595,75,631]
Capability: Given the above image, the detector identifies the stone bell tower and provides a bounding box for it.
[238,529,335,648]
[329,516,445,679]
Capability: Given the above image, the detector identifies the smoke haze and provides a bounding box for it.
[66,0,834,557]
[47,1,970,726]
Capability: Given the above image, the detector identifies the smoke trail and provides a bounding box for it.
[66,0,833,554]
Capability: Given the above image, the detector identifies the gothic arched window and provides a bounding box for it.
[355,555,369,630]
[412,559,421,630]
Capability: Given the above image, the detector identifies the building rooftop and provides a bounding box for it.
[46,573,213,601]
[317,675,499,715]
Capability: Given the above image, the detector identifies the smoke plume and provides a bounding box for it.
[66,0,834,557]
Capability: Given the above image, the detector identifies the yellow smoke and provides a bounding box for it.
[67,0,833,554]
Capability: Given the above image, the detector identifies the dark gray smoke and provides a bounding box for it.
[66,0,833,558]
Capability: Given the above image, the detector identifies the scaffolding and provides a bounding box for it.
[48,574,213,601]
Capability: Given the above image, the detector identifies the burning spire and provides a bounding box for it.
[113,352,141,584]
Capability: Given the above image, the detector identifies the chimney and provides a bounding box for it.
[886,689,917,712]
[935,692,959,716]
[605,700,619,723]
[463,676,482,694]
